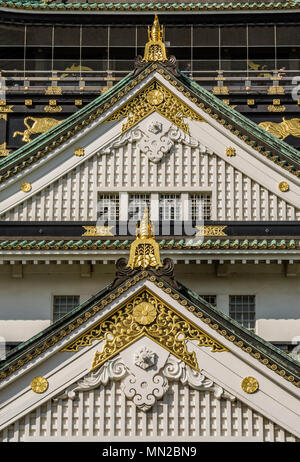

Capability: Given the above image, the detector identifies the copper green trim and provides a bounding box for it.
[0,238,299,250]
[0,0,299,12]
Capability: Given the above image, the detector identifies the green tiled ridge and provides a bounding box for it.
[0,0,299,11]
[0,238,298,250]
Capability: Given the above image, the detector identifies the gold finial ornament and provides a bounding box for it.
[30,376,49,394]
[241,376,259,394]
[127,207,162,270]
[143,15,168,62]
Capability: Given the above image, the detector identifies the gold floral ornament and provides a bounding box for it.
[241,376,259,394]
[143,15,168,63]
[127,207,162,270]
[30,376,49,394]
[278,181,289,192]
[226,146,236,157]
[62,289,228,372]
[133,301,157,325]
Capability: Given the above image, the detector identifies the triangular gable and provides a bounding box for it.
[0,62,299,219]
[0,263,299,441]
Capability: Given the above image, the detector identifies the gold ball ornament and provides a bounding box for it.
[147,89,164,106]
[278,181,289,192]
[241,376,259,394]
[133,301,157,325]
[30,376,49,394]
[21,182,32,193]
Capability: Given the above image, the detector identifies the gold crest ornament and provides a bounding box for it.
[21,182,32,193]
[278,181,289,192]
[133,301,157,325]
[127,207,162,270]
[143,15,168,62]
[30,376,49,394]
[241,376,259,394]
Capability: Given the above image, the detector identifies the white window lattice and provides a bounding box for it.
[159,194,181,221]
[190,193,212,221]
[97,194,119,222]
[53,295,80,322]
[229,295,256,331]
[128,194,151,221]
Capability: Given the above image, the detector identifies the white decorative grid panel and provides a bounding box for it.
[1,148,299,221]
[0,382,298,442]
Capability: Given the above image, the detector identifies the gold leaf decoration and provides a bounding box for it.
[105,80,206,135]
[195,225,227,237]
[82,226,114,237]
[62,289,228,373]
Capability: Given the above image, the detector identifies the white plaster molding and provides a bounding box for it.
[54,351,235,411]
[100,119,209,164]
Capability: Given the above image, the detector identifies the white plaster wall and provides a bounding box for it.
[0,263,299,343]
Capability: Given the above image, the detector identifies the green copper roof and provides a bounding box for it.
[0,268,299,388]
[0,238,298,250]
[0,0,299,12]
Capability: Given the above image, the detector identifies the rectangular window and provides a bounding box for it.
[200,295,217,307]
[128,194,151,221]
[53,295,80,322]
[190,193,212,221]
[97,194,119,222]
[229,295,256,331]
[159,194,181,221]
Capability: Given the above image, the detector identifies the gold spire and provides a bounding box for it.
[127,207,162,269]
[143,15,168,63]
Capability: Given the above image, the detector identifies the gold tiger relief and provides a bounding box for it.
[13,117,63,143]
[258,117,300,140]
